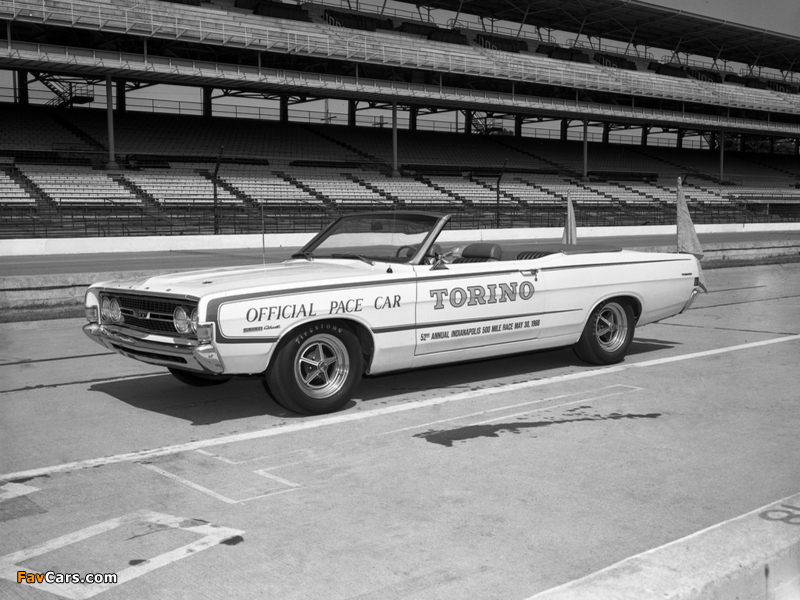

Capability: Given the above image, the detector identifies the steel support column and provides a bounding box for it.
[392,100,399,176]
[279,96,289,122]
[348,99,357,128]
[105,75,118,169]
[116,80,126,114]
[202,87,213,119]
[583,121,588,180]
[17,70,28,106]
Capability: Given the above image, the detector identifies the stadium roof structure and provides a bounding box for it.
[419,0,800,73]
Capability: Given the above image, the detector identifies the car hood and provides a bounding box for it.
[95,260,383,299]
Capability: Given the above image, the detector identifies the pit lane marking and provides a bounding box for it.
[141,463,301,504]
[467,386,642,427]
[1,334,798,484]
[0,482,39,501]
[377,385,641,437]
[0,510,244,599]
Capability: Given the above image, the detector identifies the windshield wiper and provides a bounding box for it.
[290,251,314,261]
[330,253,375,265]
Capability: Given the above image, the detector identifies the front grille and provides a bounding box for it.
[111,344,188,364]
[101,293,197,337]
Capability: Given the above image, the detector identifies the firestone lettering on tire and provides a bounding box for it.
[295,323,344,345]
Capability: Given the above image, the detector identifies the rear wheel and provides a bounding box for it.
[266,323,363,415]
[573,300,635,365]
[168,368,232,386]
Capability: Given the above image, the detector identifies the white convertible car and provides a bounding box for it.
[84,212,702,415]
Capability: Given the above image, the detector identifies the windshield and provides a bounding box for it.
[296,213,444,264]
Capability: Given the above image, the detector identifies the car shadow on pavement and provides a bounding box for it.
[354,338,680,405]
[89,374,290,425]
[627,337,681,356]
[89,337,680,422]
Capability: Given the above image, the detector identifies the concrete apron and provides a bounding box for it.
[2,239,800,323]
[529,492,800,600]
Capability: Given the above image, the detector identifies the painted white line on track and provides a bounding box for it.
[379,385,640,436]
[140,463,301,504]
[254,469,301,488]
[141,464,239,505]
[1,334,798,484]
[0,482,39,501]
[195,449,238,465]
[0,510,243,599]
[469,386,642,426]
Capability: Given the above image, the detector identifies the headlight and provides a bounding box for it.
[173,306,190,333]
[190,308,199,334]
[101,297,111,321]
[109,298,123,323]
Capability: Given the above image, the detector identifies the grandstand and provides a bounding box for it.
[0,0,799,238]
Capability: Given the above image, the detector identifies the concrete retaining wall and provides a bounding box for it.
[2,224,800,322]
[2,223,800,256]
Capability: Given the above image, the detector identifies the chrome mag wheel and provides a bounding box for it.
[594,302,629,353]
[293,333,351,400]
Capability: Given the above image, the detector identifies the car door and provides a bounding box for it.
[413,259,545,356]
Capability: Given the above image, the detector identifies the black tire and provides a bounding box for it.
[573,300,635,365]
[168,367,232,387]
[266,323,363,416]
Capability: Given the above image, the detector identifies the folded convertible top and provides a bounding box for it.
[515,243,623,259]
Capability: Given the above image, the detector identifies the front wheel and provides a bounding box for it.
[266,323,363,415]
[573,300,635,365]
[168,368,232,386]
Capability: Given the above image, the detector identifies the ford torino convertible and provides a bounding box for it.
[83,212,703,415]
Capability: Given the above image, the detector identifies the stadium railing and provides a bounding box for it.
[5,38,800,136]
[3,0,799,118]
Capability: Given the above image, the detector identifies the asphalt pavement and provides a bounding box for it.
[1,263,799,599]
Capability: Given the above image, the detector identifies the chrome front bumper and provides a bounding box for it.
[83,323,225,374]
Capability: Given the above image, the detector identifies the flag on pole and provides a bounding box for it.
[676,176,707,292]
[561,191,577,245]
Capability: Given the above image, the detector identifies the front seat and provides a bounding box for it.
[452,243,503,263]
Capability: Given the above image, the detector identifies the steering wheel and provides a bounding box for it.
[395,245,418,258]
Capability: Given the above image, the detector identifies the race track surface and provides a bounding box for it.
[1,263,799,599]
